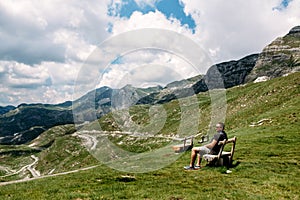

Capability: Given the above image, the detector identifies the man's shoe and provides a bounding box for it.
[184,166,194,170]
[194,165,202,170]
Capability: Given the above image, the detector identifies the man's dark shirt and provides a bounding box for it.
[210,131,228,155]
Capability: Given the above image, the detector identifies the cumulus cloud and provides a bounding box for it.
[0,0,112,105]
[1,0,299,106]
[98,49,198,89]
[0,61,50,88]
[0,0,111,65]
[111,10,194,35]
[96,10,207,89]
[104,0,300,91]
[0,59,81,105]
[181,0,300,62]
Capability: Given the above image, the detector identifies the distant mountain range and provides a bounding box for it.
[0,105,16,115]
[0,25,299,145]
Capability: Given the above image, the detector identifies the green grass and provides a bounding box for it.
[36,135,97,175]
[0,124,97,182]
[0,145,41,180]
[0,72,299,199]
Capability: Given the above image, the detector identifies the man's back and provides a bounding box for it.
[211,131,227,154]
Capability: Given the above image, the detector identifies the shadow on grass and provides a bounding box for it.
[204,160,241,173]
[0,149,41,157]
[230,161,241,168]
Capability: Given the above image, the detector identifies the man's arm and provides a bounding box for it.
[205,139,217,149]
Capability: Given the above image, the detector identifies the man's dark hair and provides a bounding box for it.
[217,122,225,130]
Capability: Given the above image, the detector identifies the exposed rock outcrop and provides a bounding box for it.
[246,26,300,82]
[138,54,259,104]
[203,54,259,90]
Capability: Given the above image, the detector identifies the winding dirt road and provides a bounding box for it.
[0,164,99,186]
[0,155,39,178]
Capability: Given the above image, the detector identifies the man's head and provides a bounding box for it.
[216,122,225,131]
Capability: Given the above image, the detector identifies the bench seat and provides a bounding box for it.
[203,136,237,167]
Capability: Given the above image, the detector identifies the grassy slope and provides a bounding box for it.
[0,124,98,182]
[0,72,299,199]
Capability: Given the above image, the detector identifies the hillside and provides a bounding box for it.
[0,26,299,199]
[0,104,74,145]
[0,72,299,199]
[0,54,256,145]
[0,86,161,145]
[1,26,299,145]
[0,106,15,115]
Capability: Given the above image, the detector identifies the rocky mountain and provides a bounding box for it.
[1,26,299,145]
[0,103,74,144]
[0,52,257,144]
[137,54,259,104]
[246,26,300,82]
[0,85,161,144]
[72,85,162,123]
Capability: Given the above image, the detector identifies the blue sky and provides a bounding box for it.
[107,0,293,34]
[281,0,293,7]
[274,0,293,10]
[108,0,196,33]
[0,0,299,106]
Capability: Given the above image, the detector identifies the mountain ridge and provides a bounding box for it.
[0,25,299,145]
[0,71,299,197]
[0,53,258,144]
[246,25,300,82]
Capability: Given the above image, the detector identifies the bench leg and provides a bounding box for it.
[218,157,232,167]
[218,158,224,166]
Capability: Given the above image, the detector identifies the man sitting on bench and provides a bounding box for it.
[184,122,228,170]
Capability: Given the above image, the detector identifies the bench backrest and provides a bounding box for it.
[217,136,237,159]
[227,136,237,160]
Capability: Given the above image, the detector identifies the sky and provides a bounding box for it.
[0,0,299,106]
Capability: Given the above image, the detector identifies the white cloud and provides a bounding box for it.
[0,60,80,105]
[181,0,300,62]
[52,29,98,62]
[111,11,194,35]
[97,48,202,89]
[0,0,111,64]
[98,10,208,89]
[0,0,112,105]
[0,61,49,88]
[42,85,74,104]
[0,65,5,73]
[1,0,299,106]
[42,61,80,85]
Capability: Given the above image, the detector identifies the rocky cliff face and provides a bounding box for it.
[137,54,259,104]
[246,26,300,82]
[203,54,259,90]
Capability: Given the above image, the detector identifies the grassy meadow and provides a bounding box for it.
[0,72,299,199]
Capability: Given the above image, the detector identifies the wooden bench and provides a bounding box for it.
[203,136,237,167]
